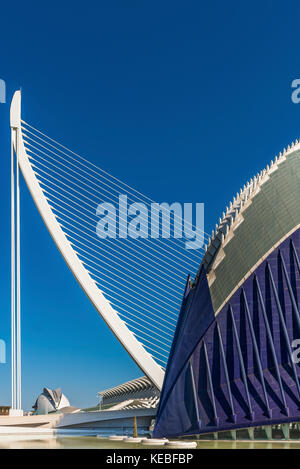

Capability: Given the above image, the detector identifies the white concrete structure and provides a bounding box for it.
[98,376,160,411]
[10,90,165,393]
[33,388,70,415]
[10,92,22,416]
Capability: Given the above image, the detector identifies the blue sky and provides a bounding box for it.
[1,0,300,410]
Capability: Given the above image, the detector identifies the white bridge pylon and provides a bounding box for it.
[10,94,22,415]
[10,90,205,400]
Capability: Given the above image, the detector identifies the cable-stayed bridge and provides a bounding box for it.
[10,90,208,414]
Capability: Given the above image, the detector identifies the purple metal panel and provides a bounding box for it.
[154,229,300,438]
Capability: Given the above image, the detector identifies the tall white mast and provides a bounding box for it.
[9,89,165,392]
[11,130,16,411]
[16,127,21,411]
[10,91,23,416]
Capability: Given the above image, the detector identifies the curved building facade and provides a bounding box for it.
[154,142,300,437]
[33,388,70,415]
[98,376,160,410]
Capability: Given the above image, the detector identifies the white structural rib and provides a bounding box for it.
[10,129,16,410]
[10,90,164,390]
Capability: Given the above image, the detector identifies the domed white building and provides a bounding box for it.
[33,388,71,415]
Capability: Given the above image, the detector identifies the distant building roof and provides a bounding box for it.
[33,387,70,414]
[98,376,160,409]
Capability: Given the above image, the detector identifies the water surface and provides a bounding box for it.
[0,436,300,449]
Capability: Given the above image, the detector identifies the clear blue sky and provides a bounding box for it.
[1,0,300,410]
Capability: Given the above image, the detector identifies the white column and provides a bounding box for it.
[9,126,23,417]
[10,131,16,411]
[16,127,22,412]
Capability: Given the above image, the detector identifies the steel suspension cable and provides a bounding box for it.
[21,122,209,245]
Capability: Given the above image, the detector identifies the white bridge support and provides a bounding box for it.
[10,97,23,416]
[9,90,165,391]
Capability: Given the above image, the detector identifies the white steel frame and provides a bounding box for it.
[10,91,165,399]
[10,96,22,413]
